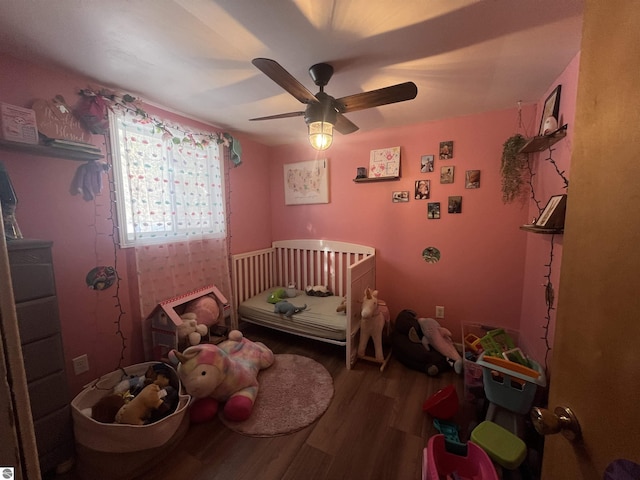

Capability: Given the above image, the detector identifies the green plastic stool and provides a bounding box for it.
[471,420,527,471]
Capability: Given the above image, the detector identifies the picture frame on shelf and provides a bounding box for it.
[535,194,567,228]
[539,85,562,135]
[369,146,400,178]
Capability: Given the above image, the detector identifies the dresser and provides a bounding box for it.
[6,239,74,475]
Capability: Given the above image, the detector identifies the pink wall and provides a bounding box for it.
[0,53,271,395]
[0,49,578,396]
[519,54,580,369]
[264,107,539,344]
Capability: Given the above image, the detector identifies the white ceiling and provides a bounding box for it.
[0,0,584,147]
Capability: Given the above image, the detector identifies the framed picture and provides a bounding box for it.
[539,85,562,135]
[420,154,434,173]
[448,196,462,213]
[369,146,400,178]
[283,159,329,205]
[414,179,430,199]
[440,165,454,184]
[392,191,409,203]
[465,170,481,188]
[439,141,453,159]
[535,194,567,227]
[428,202,440,219]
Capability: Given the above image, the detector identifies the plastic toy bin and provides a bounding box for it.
[461,323,519,403]
[422,434,498,480]
[476,353,546,414]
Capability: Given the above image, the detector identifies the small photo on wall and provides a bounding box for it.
[428,202,441,219]
[440,166,454,184]
[465,170,481,189]
[415,179,430,199]
[439,141,453,159]
[420,154,434,173]
[392,191,409,203]
[448,196,462,213]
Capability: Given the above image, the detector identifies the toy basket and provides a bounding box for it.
[71,361,190,453]
[476,353,546,414]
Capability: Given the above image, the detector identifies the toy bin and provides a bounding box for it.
[71,362,191,480]
[462,323,519,404]
[422,434,498,480]
[476,353,546,415]
[422,384,459,420]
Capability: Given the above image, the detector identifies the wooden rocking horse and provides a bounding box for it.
[357,287,392,371]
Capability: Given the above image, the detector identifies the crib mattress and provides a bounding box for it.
[238,288,347,341]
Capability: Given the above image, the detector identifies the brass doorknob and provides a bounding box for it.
[530,406,582,441]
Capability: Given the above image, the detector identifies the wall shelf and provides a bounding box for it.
[519,124,568,153]
[0,139,103,161]
[353,176,400,183]
[520,225,564,235]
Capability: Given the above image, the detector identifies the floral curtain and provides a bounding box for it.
[111,109,232,358]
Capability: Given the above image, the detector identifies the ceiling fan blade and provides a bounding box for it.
[252,58,319,104]
[249,111,305,121]
[336,82,418,113]
[334,113,359,135]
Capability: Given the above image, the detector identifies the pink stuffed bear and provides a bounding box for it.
[418,317,463,374]
[169,330,274,422]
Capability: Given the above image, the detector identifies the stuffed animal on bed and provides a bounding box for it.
[418,317,463,374]
[274,300,307,318]
[169,330,274,422]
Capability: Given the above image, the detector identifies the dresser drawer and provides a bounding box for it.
[7,241,56,302]
[21,335,65,382]
[27,370,70,419]
[32,405,74,462]
[16,296,60,344]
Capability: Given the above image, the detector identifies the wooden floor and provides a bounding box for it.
[57,324,527,480]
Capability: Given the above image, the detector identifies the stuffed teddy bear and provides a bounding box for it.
[391,309,451,376]
[418,317,463,374]
[274,300,307,318]
[177,312,209,347]
[115,383,165,425]
[169,330,274,423]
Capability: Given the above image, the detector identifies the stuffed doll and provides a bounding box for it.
[177,313,209,347]
[169,330,274,423]
[418,317,463,374]
[274,300,307,318]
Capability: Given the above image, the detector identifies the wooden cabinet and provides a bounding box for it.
[5,239,74,475]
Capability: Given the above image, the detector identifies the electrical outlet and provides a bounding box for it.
[435,306,445,318]
[73,354,89,375]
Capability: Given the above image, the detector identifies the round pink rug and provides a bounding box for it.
[219,354,334,437]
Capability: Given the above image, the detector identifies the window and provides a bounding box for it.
[109,110,226,247]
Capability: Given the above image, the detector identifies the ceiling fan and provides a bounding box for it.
[249,58,418,150]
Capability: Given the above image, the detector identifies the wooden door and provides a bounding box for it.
[541,1,640,478]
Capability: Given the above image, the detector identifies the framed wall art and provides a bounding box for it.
[465,170,481,188]
[428,202,440,219]
[414,179,430,199]
[283,158,329,205]
[539,85,562,135]
[440,165,454,184]
[448,196,462,213]
[439,141,453,159]
[369,146,400,178]
[392,191,409,203]
[420,154,434,173]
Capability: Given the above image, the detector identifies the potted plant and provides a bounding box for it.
[500,134,529,203]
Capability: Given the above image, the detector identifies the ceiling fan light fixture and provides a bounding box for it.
[308,120,333,150]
